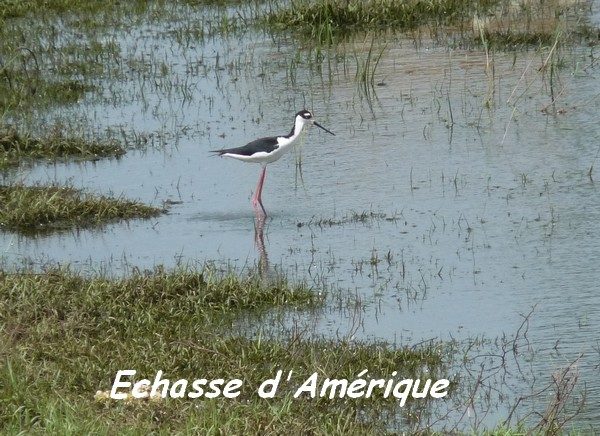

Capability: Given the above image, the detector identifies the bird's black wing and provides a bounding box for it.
[210,137,279,156]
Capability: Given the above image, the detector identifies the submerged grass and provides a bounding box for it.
[0,184,163,235]
[0,124,125,167]
[0,47,99,112]
[0,266,451,434]
[0,70,97,112]
[301,209,401,228]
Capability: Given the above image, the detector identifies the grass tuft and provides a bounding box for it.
[265,0,497,40]
[0,183,164,235]
[0,124,125,167]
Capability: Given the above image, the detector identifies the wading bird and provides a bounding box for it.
[211,110,335,218]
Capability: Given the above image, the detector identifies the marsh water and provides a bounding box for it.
[3,3,600,431]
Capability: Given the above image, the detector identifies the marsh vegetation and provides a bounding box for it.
[0,0,598,433]
[1,266,450,434]
[0,184,163,235]
[0,124,125,168]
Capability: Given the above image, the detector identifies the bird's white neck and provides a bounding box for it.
[286,115,309,141]
[272,116,308,154]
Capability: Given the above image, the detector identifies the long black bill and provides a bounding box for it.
[313,121,335,136]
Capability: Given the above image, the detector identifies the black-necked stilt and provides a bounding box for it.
[211,110,335,218]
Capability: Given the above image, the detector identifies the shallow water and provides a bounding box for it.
[3,6,600,431]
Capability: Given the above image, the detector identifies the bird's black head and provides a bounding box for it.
[297,110,313,120]
[294,109,335,136]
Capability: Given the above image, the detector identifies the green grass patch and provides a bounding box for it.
[0,266,451,434]
[264,0,594,51]
[0,0,249,20]
[44,79,97,104]
[0,184,163,235]
[0,124,125,167]
[0,0,134,20]
[264,0,499,39]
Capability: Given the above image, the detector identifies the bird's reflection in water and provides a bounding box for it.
[254,218,270,280]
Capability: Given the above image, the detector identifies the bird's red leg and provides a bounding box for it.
[253,167,268,218]
[257,168,268,217]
